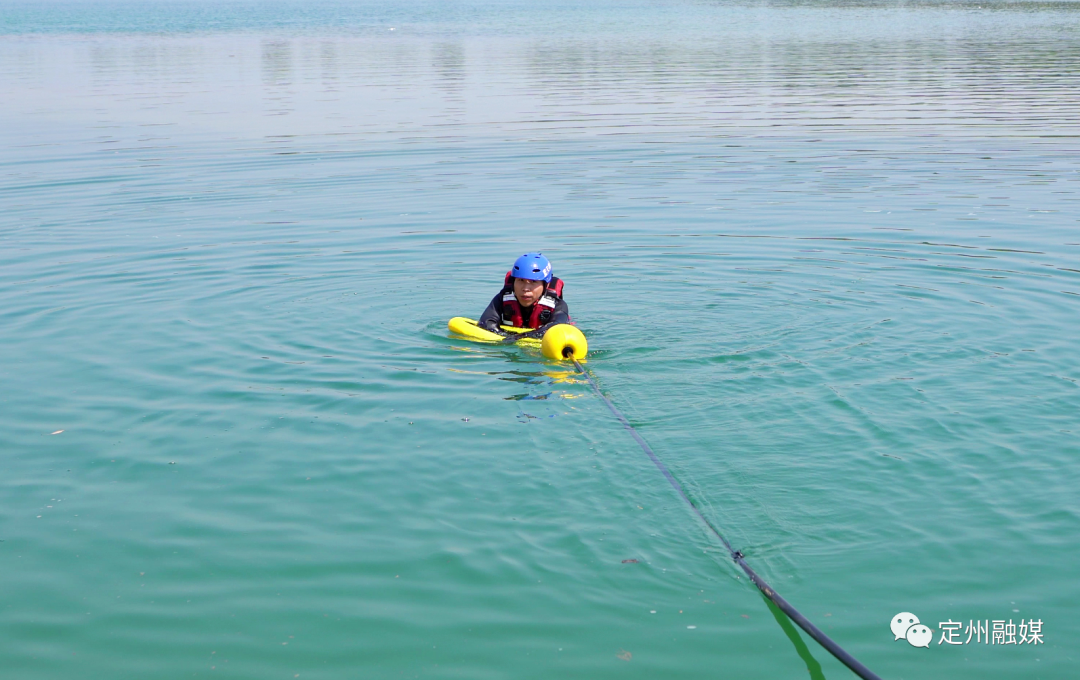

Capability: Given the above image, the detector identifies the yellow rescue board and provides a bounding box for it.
[447,317,588,361]
[448,317,540,345]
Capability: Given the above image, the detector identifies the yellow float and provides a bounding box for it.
[447,317,587,361]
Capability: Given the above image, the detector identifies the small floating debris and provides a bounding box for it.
[621,559,638,564]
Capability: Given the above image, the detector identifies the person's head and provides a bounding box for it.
[513,277,545,307]
[510,252,552,307]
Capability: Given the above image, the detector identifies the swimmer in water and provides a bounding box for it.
[478,252,570,335]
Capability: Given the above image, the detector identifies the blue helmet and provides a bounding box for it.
[511,252,552,283]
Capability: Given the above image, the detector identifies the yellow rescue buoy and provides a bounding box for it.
[541,324,588,361]
[447,317,587,362]
[448,317,538,345]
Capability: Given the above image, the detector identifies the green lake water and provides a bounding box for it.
[1,2,1078,678]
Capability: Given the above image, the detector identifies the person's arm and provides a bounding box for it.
[478,293,507,333]
[547,298,570,326]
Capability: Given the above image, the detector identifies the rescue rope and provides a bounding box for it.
[569,357,883,680]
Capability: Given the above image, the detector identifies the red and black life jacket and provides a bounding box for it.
[501,272,565,329]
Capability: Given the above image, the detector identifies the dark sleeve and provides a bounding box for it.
[478,292,505,332]
[548,298,570,325]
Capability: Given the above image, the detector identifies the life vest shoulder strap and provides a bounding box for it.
[547,276,564,298]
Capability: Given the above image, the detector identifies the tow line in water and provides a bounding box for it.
[570,357,883,680]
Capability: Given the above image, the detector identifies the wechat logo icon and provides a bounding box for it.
[891,612,932,648]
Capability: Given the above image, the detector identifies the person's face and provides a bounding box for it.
[513,277,546,307]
